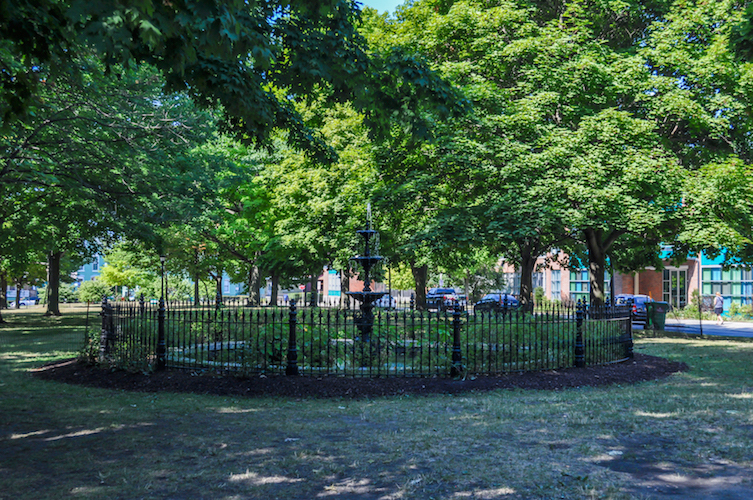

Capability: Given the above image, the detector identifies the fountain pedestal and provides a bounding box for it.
[346,229,386,342]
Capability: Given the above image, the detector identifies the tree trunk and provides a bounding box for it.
[14,279,22,309]
[248,256,261,306]
[0,270,6,323]
[341,267,351,309]
[411,262,428,310]
[518,250,536,312]
[45,251,62,316]
[194,272,200,306]
[270,273,280,306]
[0,271,7,309]
[309,274,318,307]
[193,250,200,306]
[589,255,606,307]
[583,228,620,309]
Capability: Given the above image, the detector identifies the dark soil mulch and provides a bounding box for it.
[31,353,688,400]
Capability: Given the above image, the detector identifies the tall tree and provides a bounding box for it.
[261,102,378,306]
[540,110,684,306]
[1,59,220,314]
[364,0,718,307]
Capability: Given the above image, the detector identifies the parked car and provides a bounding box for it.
[474,293,519,313]
[375,295,396,309]
[615,294,653,323]
[426,288,459,311]
[8,298,37,307]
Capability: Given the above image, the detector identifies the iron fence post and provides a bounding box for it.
[575,299,585,368]
[156,295,166,370]
[99,297,112,360]
[286,300,299,375]
[451,309,464,378]
[625,305,634,359]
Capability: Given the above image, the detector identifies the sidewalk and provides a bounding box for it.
[636,318,753,338]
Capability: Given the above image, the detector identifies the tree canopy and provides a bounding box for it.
[356,0,753,306]
[4,0,753,311]
[1,0,467,160]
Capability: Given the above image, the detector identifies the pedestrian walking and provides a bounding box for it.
[714,291,724,325]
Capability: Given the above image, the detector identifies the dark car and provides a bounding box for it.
[426,288,459,311]
[615,294,653,323]
[474,293,519,313]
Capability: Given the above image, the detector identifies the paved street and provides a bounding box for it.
[636,318,753,338]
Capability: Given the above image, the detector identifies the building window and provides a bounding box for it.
[532,272,544,291]
[551,270,561,298]
[502,273,521,295]
[569,270,610,303]
[663,269,687,309]
[569,270,589,302]
[702,265,753,305]
[92,256,99,271]
[223,279,230,294]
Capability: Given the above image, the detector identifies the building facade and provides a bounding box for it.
[498,252,750,311]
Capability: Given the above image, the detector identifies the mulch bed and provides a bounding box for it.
[31,353,688,400]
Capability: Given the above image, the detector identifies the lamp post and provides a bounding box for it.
[157,255,166,370]
[697,252,703,337]
[160,255,166,301]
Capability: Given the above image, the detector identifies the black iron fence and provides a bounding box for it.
[93,299,633,377]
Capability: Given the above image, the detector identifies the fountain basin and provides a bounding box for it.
[346,291,387,303]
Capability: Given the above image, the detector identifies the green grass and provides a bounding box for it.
[1,308,753,499]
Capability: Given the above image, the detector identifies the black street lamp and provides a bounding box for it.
[160,255,166,302]
[157,255,166,370]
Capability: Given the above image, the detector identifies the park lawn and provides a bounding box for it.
[1,308,752,499]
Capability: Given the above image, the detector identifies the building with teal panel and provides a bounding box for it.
[700,254,753,307]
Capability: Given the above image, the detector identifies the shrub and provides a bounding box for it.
[78,280,114,304]
[38,283,80,303]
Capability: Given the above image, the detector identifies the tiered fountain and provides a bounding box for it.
[346,208,386,343]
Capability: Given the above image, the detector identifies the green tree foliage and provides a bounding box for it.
[259,102,378,305]
[1,0,466,160]
[78,280,114,304]
[1,59,216,219]
[364,0,753,307]
[544,110,684,305]
[0,58,220,314]
[639,0,753,166]
[641,0,753,266]
[682,159,753,265]
[99,243,155,293]
[194,138,275,305]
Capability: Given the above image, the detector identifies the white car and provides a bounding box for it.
[19,298,38,306]
[375,295,396,309]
